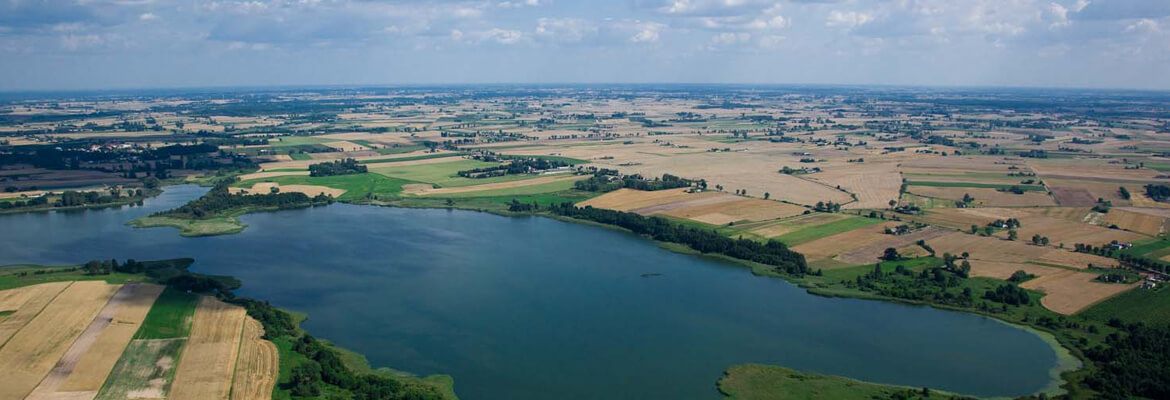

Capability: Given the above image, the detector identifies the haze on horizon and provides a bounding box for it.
[1,0,1168,91]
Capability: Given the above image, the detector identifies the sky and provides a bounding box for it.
[0,0,1168,91]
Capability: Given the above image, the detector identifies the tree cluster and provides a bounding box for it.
[574,172,694,193]
[308,158,367,177]
[158,179,332,219]
[1084,322,1170,399]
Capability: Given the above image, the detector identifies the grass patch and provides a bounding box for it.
[289,153,313,160]
[0,264,145,290]
[129,215,245,237]
[371,159,531,188]
[96,338,187,400]
[718,364,957,400]
[359,153,462,165]
[1080,286,1170,325]
[134,288,199,339]
[774,216,884,246]
[428,177,585,199]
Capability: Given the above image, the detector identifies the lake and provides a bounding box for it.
[0,185,1063,400]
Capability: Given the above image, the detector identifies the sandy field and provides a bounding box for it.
[0,281,120,400]
[168,297,247,400]
[236,171,310,181]
[229,318,279,400]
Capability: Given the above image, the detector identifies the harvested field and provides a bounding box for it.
[578,188,806,225]
[59,284,164,392]
[835,227,951,265]
[659,198,806,225]
[1104,208,1170,236]
[1020,271,1138,315]
[168,297,247,400]
[906,186,1057,207]
[0,281,120,400]
[964,261,1064,281]
[230,182,346,198]
[1011,213,1145,247]
[744,213,846,238]
[229,318,278,400]
[95,339,185,400]
[1049,187,1096,206]
[792,222,899,262]
[927,232,1116,270]
[0,282,72,345]
[26,283,164,400]
[914,208,1029,230]
[576,188,706,211]
[409,174,583,196]
[807,163,903,209]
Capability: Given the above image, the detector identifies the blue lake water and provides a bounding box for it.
[0,185,1061,400]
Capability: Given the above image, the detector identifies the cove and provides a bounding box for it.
[0,185,1063,400]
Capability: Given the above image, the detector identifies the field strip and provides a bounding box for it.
[58,283,164,393]
[0,281,120,400]
[412,174,582,196]
[0,282,72,349]
[24,283,161,400]
[168,297,247,400]
[229,318,278,400]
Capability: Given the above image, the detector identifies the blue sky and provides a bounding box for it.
[1,0,1168,90]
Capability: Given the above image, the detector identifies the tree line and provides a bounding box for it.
[546,203,810,275]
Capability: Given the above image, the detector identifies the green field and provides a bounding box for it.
[1080,286,1170,325]
[289,153,314,160]
[0,264,145,290]
[372,159,544,188]
[96,338,187,400]
[718,364,951,400]
[906,181,1046,191]
[236,173,416,202]
[433,177,585,199]
[359,153,462,165]
[774,216,884,246]
[134,288,199,339]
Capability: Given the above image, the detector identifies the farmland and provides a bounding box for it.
[2,85,1170,400]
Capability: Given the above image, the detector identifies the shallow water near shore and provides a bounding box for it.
[0,185,1064,400]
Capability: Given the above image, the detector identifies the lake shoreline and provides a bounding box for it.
[106,183,1081,398]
